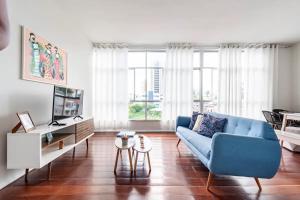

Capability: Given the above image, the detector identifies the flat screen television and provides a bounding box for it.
[50,86,84,125]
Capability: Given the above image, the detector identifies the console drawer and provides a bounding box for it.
[75,119,94,142]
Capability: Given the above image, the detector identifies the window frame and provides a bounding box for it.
[193,49,219,112]
[129,50,165,121]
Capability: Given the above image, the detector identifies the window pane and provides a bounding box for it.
[129,69,134,100]
[203,52,219,68]
[193,102,201,112]
[129,102,145,120]
[193,70,200,100]
[147,52,165,67]
[147,69,163,101]
[147,102,161,120]
[128,52,146,67]
[202,69,212,101]
[193,52,200,68]
[203,101,218,113]
[135,69,146,100]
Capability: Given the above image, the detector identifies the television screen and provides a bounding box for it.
[52,86,84,121]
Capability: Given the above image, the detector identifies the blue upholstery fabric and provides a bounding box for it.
[176,116,191,131]
[198,114,227,138]
[208,133,281,178]
[177,126,212,158]
[176,113,281,179]
[209,112,278,140]
[176,129,209,167]
[189,133,212,158]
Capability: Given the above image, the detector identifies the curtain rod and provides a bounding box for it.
[92,42,292,49]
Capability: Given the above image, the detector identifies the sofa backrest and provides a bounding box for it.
[209,112,278,141]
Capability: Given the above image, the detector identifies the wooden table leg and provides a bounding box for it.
[114,149,120,175]
[86,139,89,150]
[132,148,134,158]
[48,162,52,180]
[280,140,284,164]
[25,168,29,183]
[134,152,139,175]
[72,147,76,159]
[147,152,151,173]
[128,149,133,173]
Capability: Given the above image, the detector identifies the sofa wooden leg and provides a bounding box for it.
[254,177,262,191]
[176,139,181,147]
[206,172,213,190]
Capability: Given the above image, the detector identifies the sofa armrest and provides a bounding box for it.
[176,116,191,130]
[208,133,281,178]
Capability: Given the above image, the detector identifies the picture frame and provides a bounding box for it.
[16,111,36,133]
[22,27,68,86]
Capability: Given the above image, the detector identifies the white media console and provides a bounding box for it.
[7,116,94,182]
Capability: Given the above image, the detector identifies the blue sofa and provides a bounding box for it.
[176,112,281,190]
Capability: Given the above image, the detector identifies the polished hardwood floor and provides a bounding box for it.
[1,133,300,200]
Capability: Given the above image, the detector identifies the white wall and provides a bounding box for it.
[0,0,92,189]
[291,43,300,111]
[276,47,293,110]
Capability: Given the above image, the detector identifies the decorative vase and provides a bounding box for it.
[122,135,128,146]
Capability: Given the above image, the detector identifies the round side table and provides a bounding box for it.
[114,137,135,175]
[133,135,152,175]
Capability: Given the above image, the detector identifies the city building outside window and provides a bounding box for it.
[193,50,219,112]
[128,51,165,120]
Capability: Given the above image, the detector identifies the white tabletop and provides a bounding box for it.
[133,135,152,153]
[8,116,93,135]
[115,137,135,150]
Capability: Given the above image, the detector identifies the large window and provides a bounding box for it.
[193,50,219,112]
[128,51,165,120]
[128,49,219,120]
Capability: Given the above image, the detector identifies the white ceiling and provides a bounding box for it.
[55,0,300,45]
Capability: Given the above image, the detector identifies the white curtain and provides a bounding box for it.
[242,44,278,119]
[92,43,129,130]
[218,45,243,116]
[218,44,278,120]
[162,44,194,130]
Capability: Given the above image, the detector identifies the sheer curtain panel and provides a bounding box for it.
[242,44,278,119]
[162,43,194,130]
[218,44,278,120]
[218,45,243,116]
[93,43,129,130]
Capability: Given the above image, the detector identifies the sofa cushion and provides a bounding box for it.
[177,126,196,141]
[189,112,202,129]
[198,114,227,138]
[189,133,212,158]
[177,126,212,159]
[192,115,204,131]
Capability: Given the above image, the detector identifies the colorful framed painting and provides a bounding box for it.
[22,27,67,85]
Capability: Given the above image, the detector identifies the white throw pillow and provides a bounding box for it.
[192,115,203,132]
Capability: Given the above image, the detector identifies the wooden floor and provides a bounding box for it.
[1,133,300,200]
